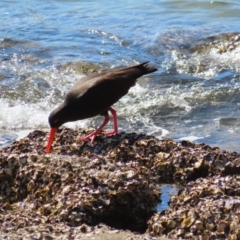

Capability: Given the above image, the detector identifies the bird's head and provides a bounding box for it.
[48,107,66,128]
[46,103,68,153]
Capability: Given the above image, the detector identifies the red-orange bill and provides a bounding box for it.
[46,128,57,153]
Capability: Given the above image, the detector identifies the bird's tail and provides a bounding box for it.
[140,61,158,74]
[112,61,157,78]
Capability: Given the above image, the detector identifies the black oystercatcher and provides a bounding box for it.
[46,62,157,152]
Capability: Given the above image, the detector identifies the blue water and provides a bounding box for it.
[1,0,240,152]
[157,184,179,212]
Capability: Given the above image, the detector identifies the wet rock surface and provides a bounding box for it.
[0,127,239,239]
[191,32,240,54]
[59,61,102,74]
[168,31,240,78]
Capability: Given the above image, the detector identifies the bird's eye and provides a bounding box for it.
[54,119,59,124]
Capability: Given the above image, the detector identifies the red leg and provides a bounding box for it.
[79,114,110,143]
[105,107,118,136]
[79,107,118,143]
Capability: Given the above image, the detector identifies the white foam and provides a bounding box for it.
[177,135,204,142]
[0,98,49,130]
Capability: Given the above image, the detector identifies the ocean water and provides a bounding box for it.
[1,0,240,152]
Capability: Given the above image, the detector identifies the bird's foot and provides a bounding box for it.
[105,130,118,137]
[79,132,97,144]
[79,128,117,143]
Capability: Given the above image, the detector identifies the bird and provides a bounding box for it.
[46,61,158,153]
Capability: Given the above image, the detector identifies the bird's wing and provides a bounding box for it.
[73,62,151,85]
[65,61,157,107]
[65,71,136,113]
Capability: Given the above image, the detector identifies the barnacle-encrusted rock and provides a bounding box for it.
[0,127,162,235]
[0,127,240,239]
[148,175,240,239]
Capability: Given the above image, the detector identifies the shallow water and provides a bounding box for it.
[1,0,240,152]
[157,184,179,212]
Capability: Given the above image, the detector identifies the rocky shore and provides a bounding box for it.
[0,127,239,239]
